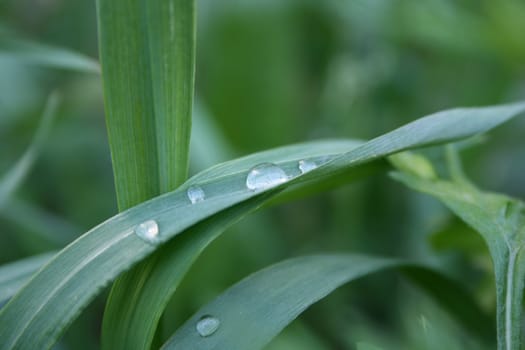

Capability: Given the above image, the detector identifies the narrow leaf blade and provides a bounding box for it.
[0,102,523,349]
[161,255,489,350]
[96,0,196,210]
[0,93,59,209]
[0,33,100,73]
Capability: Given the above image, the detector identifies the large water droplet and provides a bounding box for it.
[298,159,317,174]
[196,315,220,337]
[187,185,205,204]
[246,163,288,191]
[134,220,160,244]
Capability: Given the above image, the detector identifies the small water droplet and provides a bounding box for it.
[187,186,205,204]
[196,315,220,337]
[134,220,160,244]
[246,163,288,191]
[298,159,318,174]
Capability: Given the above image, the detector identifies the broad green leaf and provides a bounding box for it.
[0,102,523,349]
[96,0,196,210]
[0,33,100,73]
[391,151,525,350]
[0,253,55,307]
[0,93,60,209]
[161,254,489,350]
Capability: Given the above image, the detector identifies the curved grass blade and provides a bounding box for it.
[0,102,524,349]
[0,252,55,308]
[102,103,525,350]
[186,139,362,186]
[0,93,60,210]
[102,141,361,348]
[161,254,490,350]
[0,34,100,74]
[101,140,361,350]
[101,193,274,350]
[0,140,354,350]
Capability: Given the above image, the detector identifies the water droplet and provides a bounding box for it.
[298,159,317,174]
[196,315,220,337]
[187,185,205,204]
[246,163,288,191]
[134,220,160,244]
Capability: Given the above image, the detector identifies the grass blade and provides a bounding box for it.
[101,140,361,350]
[0,93,60,209]
[96,0,196,210]
[97,1,197,347]
[0,32,100,73]
[161,254,489,350]
[391,151,525,350]
[0,253,55,307]
[101,193,274,350]
[0,102,523,349]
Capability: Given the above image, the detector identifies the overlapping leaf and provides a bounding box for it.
[392,151,525,350]
[0,102,524,349]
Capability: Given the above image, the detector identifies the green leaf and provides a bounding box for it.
[0,32,100,73]
[101,193,274,350]
[101,140,361,350]
[391,150,525,350]
[96,1,197,347]
[160,254,489,350]
[96,0,196,210]
[0,253,55,307]
[0,102,523,349]
[0,93,60,210]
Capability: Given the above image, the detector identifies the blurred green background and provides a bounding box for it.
[1,0,524,349]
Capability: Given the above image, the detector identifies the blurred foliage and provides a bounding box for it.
[1,0,524,348]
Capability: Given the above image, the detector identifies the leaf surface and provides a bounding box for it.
[97,0,196,210]
[0,102,523,349]
[161,254,490,350]
[392,148,525,350]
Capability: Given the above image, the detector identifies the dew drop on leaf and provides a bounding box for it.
[196,315,220,337]
[187,185,205,204]
[298,159,318,174]
[245,163,288,191]
[134,220,160,244]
